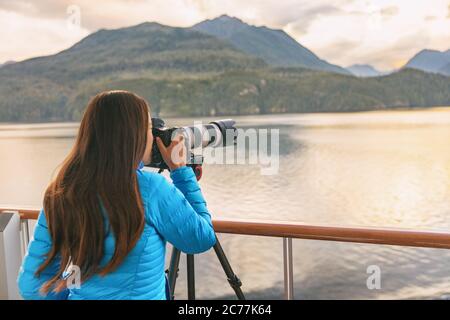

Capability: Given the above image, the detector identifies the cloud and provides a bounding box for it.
[0,0,70,20]
[1,0,450,69]
[291,0,450,69]
[183,0,346,35]
[356,32,431,69]
[425,15,437,21]
[380,6,399,17]
[0,0,202,31]
[0,8,89,63]
[318,34,425,71]
[0,0,347,32]
[279,4,342,36]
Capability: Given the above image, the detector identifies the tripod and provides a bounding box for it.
[164,163,245,300]
[166,237,245,300]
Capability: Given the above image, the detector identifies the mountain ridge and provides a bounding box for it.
[0,17,449,122]
[192,15,350,75]
[346,64,386,77]
[404,48,450,75]
[1,21,266,83]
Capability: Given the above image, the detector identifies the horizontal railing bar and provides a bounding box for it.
[3,207,450,249]
[212,218,450,249]
[1,207,40,220]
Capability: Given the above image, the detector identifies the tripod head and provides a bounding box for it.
[187,153,203,181]
[152,152,204,181]
[188,155,204,181]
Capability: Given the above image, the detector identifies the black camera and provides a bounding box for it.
[147,118,237,170]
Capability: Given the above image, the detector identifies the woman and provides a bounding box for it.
[17,90,216,299]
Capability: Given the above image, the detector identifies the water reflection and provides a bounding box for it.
[1,108,450,299]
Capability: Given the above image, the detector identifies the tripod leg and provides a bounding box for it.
[213,236,245,300]
[167,247,181,300]
[186,254,195,300]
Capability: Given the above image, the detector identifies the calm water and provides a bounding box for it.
[2,108,450,299]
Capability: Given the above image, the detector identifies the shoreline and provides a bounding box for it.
[1,105,450,127]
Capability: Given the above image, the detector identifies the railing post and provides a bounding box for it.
[283,237,294,300]
[20,219,30,256]
[0,211,22,300]
[186,254,195,300]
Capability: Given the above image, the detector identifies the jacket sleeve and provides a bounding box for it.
[149,166,216,254]
[17,210,68,300]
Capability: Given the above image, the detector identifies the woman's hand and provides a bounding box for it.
[156,135,187,171]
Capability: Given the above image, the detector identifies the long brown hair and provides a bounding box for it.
[37,90,149,294]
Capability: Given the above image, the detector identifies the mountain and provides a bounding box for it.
[192,15,350,75]
[1,22,264,82]
[0,22,266,121]
[346,64,384,77]
[0,19,450,122]
[439,62,450,76]
[0,60,15,68]
[405,49,450,75]
[102,68,450,117]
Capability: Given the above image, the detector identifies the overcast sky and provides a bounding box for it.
[1,0,450,70]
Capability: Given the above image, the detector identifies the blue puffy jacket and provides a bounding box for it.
[17,166,216,300]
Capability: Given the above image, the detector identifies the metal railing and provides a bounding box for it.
[3,207,450,299]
